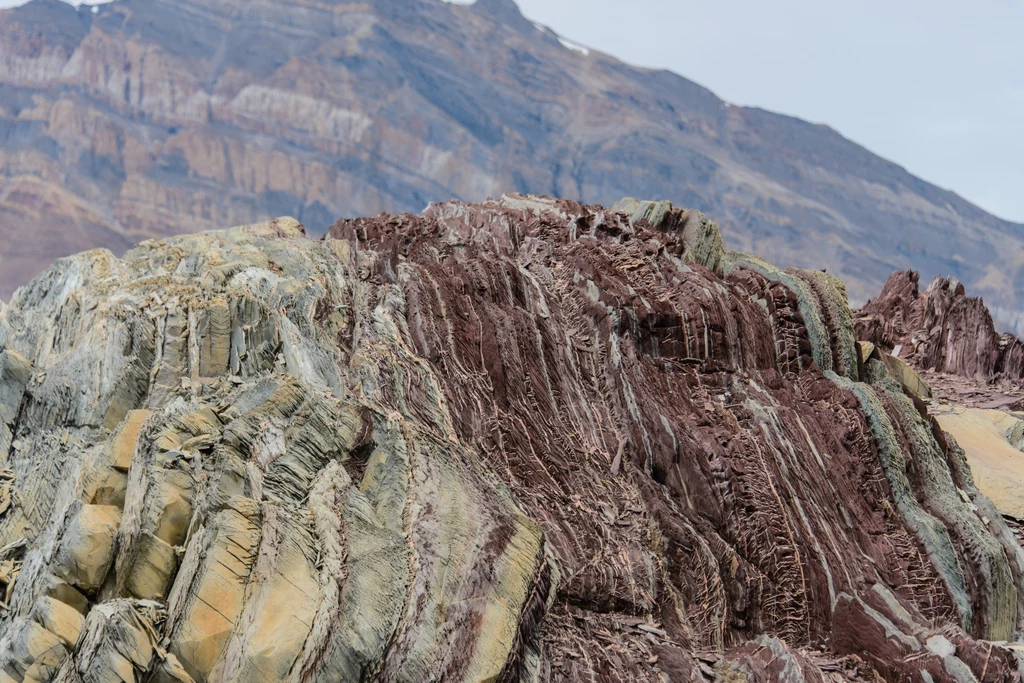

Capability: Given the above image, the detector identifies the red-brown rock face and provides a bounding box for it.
[326,197,1024,680]
[857,270,1024,381]
[0,197,1022,681]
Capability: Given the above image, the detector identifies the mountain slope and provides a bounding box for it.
[0,0,1022,332]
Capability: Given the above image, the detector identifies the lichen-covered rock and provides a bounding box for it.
[856,269,1024,543]
[722,252,858,380]
[858,340,932,399]
[611,198,726,272]
[0,198,1022,681]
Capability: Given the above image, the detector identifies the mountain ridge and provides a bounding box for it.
[1,0,1022,333]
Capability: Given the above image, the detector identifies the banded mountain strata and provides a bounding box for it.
[2,0,1024,336]
[0,196,1023,681]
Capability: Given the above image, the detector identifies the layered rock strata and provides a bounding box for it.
[0,197,1022,681]
[855,270,1024,530]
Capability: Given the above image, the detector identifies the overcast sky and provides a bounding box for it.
[3,0,1022,223]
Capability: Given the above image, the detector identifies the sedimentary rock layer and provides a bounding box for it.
[0,197,1022,681]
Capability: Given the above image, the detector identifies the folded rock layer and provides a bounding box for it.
[856,271,1024,546]
[0,196,1022,681]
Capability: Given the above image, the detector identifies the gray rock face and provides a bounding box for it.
[0,198,1023,681]
[0,0,1023,335]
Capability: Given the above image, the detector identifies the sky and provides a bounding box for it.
[3,0,1021,223]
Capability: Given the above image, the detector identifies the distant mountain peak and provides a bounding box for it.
[468,0,536,33]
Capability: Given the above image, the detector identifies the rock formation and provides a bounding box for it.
[856,270,1024,549]
[1,196,1023,681]
[2,0,1024,335]
[856,270,1024,381]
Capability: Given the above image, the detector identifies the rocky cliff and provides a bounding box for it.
[1,196,1024,681]
[1,0,1023,335]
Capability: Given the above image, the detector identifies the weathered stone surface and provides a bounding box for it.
[52,504,121,594]
[611,198,725,273]
[722,252,858,380]
[0,198,1022,681]
[0,350,31,461]
[856,270,1024,536]
[934,407,1024,520]
[858,339,932,399]
[29,597,82,650]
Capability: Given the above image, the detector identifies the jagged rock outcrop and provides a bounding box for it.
[1,197,1023,681]
[856,270,1024,381]
[2,0,1024,337]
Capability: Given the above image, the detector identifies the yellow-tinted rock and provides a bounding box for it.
[881,353,932,399]
[74,601,159,682]
[54,504,122,593]
[462,517,544,682]
[208,513,319,683]
[169,505,260,680]
[43,578,90,615]
[4,621,65,682]
[31,596,85,648]
[936,407,1024,518]
[247,216,305,240]
[150,653,198,683]
[177,407,222,438]
[145,474,194,547]
[82,468,128,508]
[89,652,136,682]
[857,341,877,366]
[111,410,152,471]
[79,409,151,506]
[125,533,178,600]
[855,342,931,398]
[154,431,184,453]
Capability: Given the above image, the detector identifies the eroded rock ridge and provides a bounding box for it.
[856,270,1024,382]
[0,197,1022,681]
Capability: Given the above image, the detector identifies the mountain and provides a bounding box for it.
[3,197,1024,681]
[1,0,1023,334]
